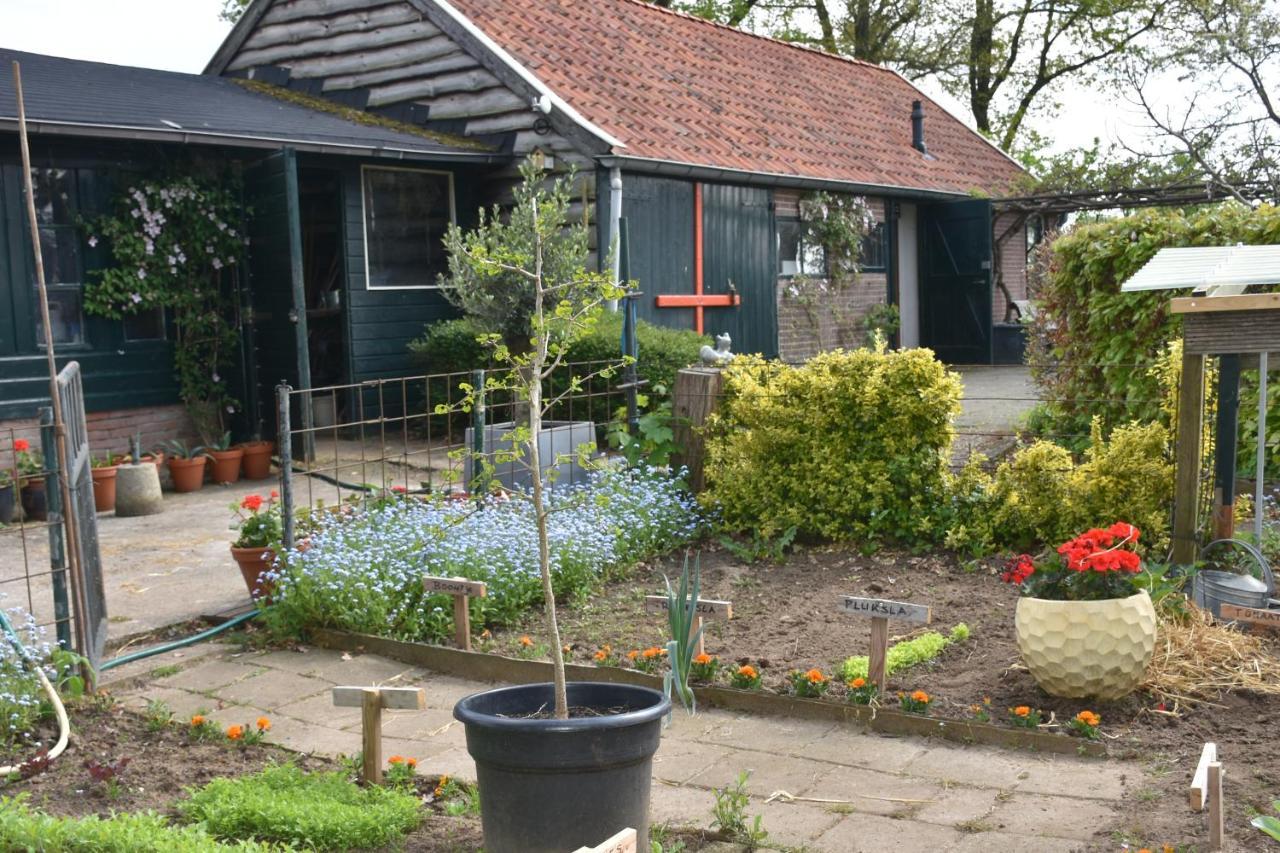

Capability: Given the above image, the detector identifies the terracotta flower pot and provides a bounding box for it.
[1014,591,1156,701]
[20,479,47,521]
[91,465,119,513]
[230,544,277,601]
[237,441,274,481]
[209,448,245,485]
[168,456,208,493]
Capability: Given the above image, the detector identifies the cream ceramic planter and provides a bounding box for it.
[1014,591,1156,701]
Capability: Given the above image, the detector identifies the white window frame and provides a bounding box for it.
[360,164,456,291]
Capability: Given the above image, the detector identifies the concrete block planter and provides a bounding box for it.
[463,420,596,491]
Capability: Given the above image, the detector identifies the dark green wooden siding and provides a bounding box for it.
[701,183,777,358]
[620,173,695,329]
[0,154,179,421]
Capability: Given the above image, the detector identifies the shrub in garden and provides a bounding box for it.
[1008,705,1041,729]
[690,653,719,681]
[1026,203,1280,478]
[179,763,420,850]
[264,455,701,645]
[1068,710,1101,739]
[846,676,876,705]
[704,347,961,543]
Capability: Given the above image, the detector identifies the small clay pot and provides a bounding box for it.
[237,441,274,481]
[168,456,208,493]
[230,545,277,601]
[91,465,119,513]
[20,479,48,521]
[209,448,245,485]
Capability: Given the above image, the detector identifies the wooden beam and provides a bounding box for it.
[670,367,723,493]
[361,688,383,784]
[332,686,428,710]
[654,293,741,308]
[1171,350,1205,565]
[1189,742,1216,812]
[1171,292,1280,314]
[1208,761,1224,851]
[643,596,733,620]
[839,597,932,624]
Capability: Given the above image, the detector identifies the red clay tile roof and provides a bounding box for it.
[447,0,1026,195]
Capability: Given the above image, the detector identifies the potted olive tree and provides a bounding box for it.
[446,161,669,853]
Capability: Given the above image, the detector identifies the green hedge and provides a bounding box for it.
[704,348,961,544]
[1027,203,1280,477]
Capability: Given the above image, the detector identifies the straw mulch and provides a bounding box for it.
[1141,604,1280,710]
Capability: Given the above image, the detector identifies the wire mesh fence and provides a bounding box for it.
[276,360,630,546]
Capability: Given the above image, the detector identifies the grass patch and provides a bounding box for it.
[150,665,182,678]
[179,763,420,850]
[0,795,274,852]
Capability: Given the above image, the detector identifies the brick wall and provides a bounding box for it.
[993,212,1028,324]
[0,404,197,460]
[775,192,891,363]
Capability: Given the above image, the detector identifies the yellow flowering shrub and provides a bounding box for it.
[703,347,961,543]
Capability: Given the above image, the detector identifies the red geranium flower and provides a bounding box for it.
[240,494,263,511]
[13,439,29,453]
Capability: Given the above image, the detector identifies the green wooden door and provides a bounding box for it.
[243,149,308,437]
[920,199,993,364]
[702,184,777,357]
[621,173,695,330]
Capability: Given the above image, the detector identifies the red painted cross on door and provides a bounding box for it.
[653,184,740,334]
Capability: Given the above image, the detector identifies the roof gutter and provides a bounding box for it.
[422,0,626,151]
[0,117,508,163]
[597,155,973,200]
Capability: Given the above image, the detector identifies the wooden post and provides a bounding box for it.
[1207,761,1224,851]
[644,595,732,657]
[1212,354,1242,541]
[671,367,723,493]
[423,576,487,651]
[1172,350,1205,565]
[837,596,932,695]
[1189,742,1216,812]
[360,688,382,784]
[332,686,427,785]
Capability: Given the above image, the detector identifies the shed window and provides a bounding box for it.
[861,222,888,272]
[361,166,455,290]
[31,168,85,346]
[778,219,826,277]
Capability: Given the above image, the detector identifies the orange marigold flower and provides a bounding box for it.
[626,650,639,660]
[693,653,713,665]
[910,690,930,703]
[642,646,662,659]
[738,665,758,678]
[406,757,418,768]
[226,724,244,740]
[256,717,271,731]
[593,649,608,662]
[518,635,533,647]
[1012,706,1031,717]
[1075,710,1101,727]
[849,677,866,689]
[388,755,405,765]
[190,714,206,726]
[480,629,492,639]
[805,669,827,684]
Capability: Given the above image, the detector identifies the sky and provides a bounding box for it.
[3,0,1160,158]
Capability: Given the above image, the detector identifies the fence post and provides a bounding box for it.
[619,217,640,434]
[40,408,72,652]
[671,367,723,493]
[1172,351,1206,565]
[1212,354,1242,540]
[278,383,295,550]
[470,369,486,497]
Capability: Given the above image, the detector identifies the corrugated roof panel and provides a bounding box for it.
[1121,245,1280,292]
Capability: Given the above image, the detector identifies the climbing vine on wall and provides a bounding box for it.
[83,177,247,442]
[782,192,878,348]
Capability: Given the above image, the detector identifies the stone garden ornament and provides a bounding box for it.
[699,333,735,366]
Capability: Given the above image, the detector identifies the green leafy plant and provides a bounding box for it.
[179,763,421,850]
[717,525,797,564]
[159,440,208,461]
[1067,710,1101,739]
[840,623,970,682]
[690,653,719,682]
[143,700,173,732]
[385,755,417,788]
[662,554,705,714]
[789,668,830,698]
[899,689,931,715]
[1008,705,1042,729]
[430,774,480,817]
[83,177,247,444]
[862,302,900,340]
[1251,800,1280,842]
[0,795,276,852]
[710,771,767,848]
[187,712,221,742]
[729,663,762,690]
[630,646,666,674]
[845,676,876,705]
[229,492,282,550]
[608,401,679,468]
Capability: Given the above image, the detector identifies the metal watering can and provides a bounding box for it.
[1192,538,1276,619]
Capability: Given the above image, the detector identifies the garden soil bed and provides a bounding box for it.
[490,543,1280,851]
[0,703,488,852]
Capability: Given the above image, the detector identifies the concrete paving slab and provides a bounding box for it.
[274,691,363,729]
[118,685,214,719]
[814,809,966,852]
[900,744,1039,789]
[374,708,464,741]
[159,659,266,693]
[752,798,845,845]
[686,751,828,799]
[909,784,1002,827]
[251,649,417,685]
[213,669,331,707]
[652,738,733,785]
[952,830,1087,852]
[986,791,1116,842]
[804,763,941,818]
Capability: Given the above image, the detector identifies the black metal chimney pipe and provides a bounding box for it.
[911,100,926,154]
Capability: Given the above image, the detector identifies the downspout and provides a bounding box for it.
[887,200,900,349]
[607,166,623,311]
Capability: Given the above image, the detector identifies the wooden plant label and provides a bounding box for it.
[1189,741,1217,812]
[644,595,732,656]
[333,686,426,785]
[573,827,637,853]
[837,596,932,695]
[423,575,487,650]
[1219,604,1280,634]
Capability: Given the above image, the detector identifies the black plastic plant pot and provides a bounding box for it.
[453,681,670,853]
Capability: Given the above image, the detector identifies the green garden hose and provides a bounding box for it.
[97,609,260,671]
[0,608,70,775]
